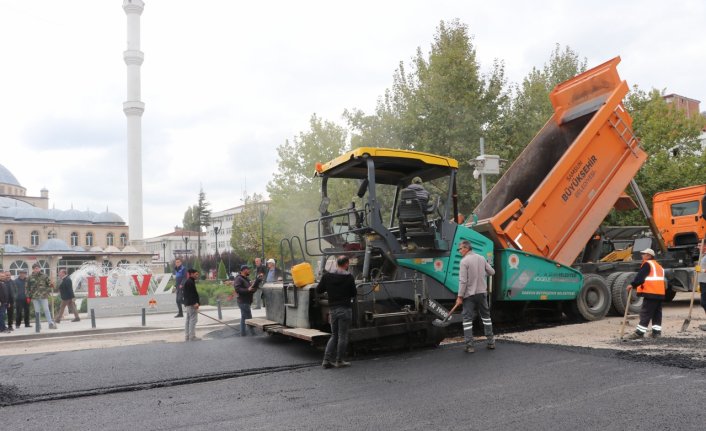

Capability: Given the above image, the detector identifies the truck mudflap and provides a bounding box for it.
[495,249,583,301]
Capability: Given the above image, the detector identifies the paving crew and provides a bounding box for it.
[624,248,666,340]
[455,239,496,353]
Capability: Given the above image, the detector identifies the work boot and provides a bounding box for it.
[190,336,202,341]
[487,342,496,350]
[334,360,351,368]
[623,331,643,341]
[174,313,183,318]
[651,331,661,338]
[49,323,57,330]
[321,360,333,369]
[464,345,475,353]
[71,318,80,322]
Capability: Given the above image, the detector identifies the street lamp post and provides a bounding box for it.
[259,204,267,262]
[162,241,167,272]
[182,234,189,261]
[214,226,220,260]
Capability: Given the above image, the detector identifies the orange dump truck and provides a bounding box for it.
[475,57,647,267]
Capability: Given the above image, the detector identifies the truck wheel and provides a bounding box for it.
[604,272,622,315]
[611,272,642,315]
[575,274,611,321]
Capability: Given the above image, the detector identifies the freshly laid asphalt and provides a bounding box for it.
[1,333,705,430]
[2,306,706,430]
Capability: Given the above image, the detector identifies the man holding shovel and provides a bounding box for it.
[623,248,666,340]
[698,244,706,331]
[456,240,496,353]
[183,269,200,341]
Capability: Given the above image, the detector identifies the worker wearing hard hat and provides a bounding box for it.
[623,248,666,340]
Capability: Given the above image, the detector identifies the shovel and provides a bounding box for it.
[619,288,632,339]
[432,302,461,327]
[198,310,239,332]
[681,237,705,332]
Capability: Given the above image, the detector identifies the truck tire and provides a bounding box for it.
[611,272,642,315]
[604,272,622,315]
[573,274,611,321]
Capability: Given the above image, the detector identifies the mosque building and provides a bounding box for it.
[0,163,152,277]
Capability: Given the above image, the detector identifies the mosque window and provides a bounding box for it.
[86,232,94,246]
[36,259,50,275]
[120,233,128,247]
[9,260,29,276]
[118,259,129,267]
[107,233,114,246]
[31,231,39,246]
[47,231,57,239]
[71,232,79,247]
[4,230,13,244]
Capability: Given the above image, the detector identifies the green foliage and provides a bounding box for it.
[193,281,236,306]
[193,258,203,276]
[231,193,271,261]
[182,205,199,231]
[267,114,352,248]
[606,87,706,225]
[488,44,587,170]
[217,260,227,280]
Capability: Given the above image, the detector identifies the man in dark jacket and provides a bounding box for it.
[3,271,16,331]
[253,257,266,309]
[14,270,30,328]
[316,256,357,369]
[55,269,80,323]
[234,264,262,336]
[0,272,12,332]
[183,269,201,341]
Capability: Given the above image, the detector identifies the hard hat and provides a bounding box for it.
[639,248,656,257]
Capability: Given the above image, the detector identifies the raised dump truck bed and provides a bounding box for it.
[474,57,647,267]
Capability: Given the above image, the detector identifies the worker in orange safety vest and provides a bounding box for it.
[623,248,666,340]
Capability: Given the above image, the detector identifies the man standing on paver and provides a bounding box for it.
[183,269,200,341]
[3,272,16,332]
[456,240,496,353]
[55,269,80,323]
[234,264,261,336]
[27,263,57,330]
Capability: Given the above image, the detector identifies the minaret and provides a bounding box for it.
[122,0,145,242]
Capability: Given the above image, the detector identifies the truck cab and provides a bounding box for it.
[653,184,706,251]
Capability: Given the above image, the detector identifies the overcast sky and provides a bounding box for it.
[1,0,704,239]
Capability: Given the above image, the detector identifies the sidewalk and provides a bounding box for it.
[0,305,268,342]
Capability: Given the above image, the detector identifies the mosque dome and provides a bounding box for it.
[56,208,92,223]
[13,206,53,222]
[37,238,73,252]
[93,210,125,225]
[0,164,21,186]
[1,244,26,253]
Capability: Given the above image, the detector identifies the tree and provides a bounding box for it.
[489,44,587,168]
[345,19,508,214]
[231,193,272,261]
[194,187,211,260]
[182,205,199,231]
[267,114,352,248]
[217,260,227,281]
[606,87,706,225]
